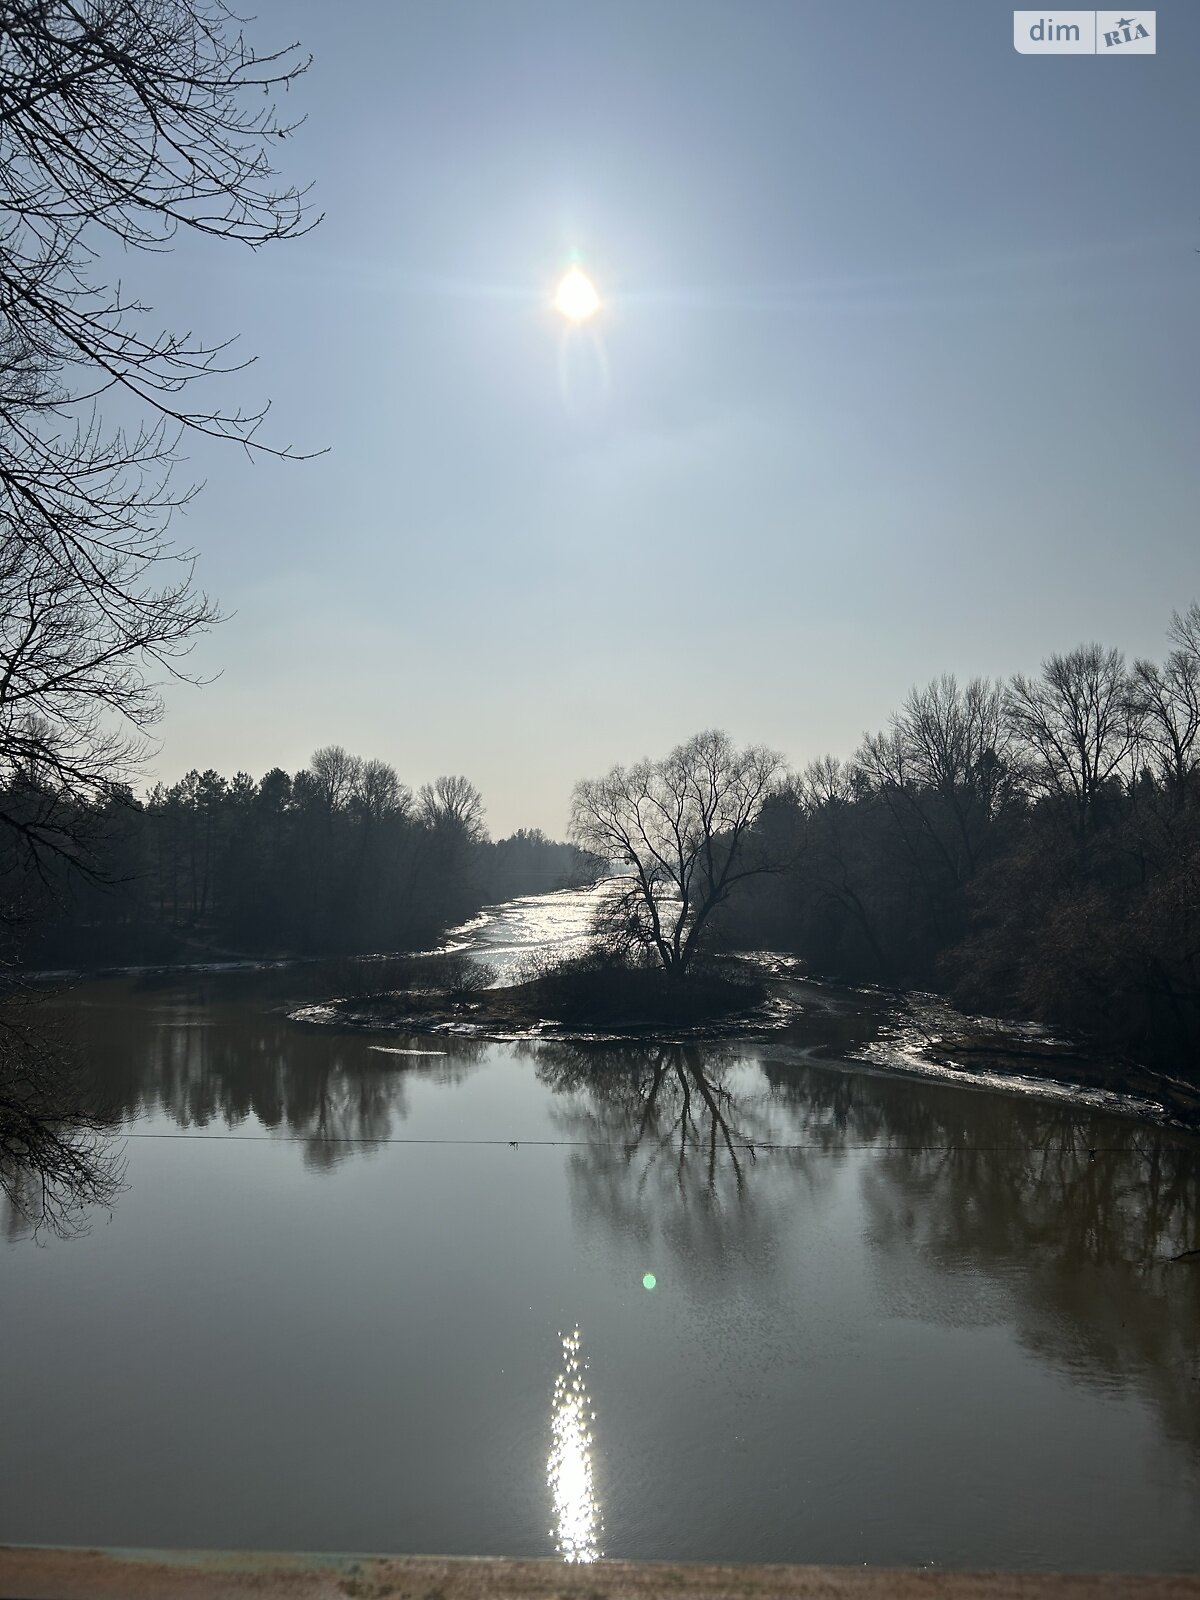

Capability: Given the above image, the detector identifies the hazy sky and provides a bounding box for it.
[141,0,1199,836]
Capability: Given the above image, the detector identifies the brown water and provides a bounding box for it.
[2,895,1199,1570]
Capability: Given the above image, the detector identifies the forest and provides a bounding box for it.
[2,747,599,968]
[719,608,1200,1073]
[5,604,1199,1081]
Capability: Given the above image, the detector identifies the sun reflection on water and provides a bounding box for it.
[548,1327,602,1563]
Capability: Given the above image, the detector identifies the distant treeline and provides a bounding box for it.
[5,746,600,967]
[721,610,1200,1072]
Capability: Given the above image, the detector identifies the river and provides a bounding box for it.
[2,884,1198,1570]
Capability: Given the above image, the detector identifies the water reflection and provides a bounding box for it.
[42,973,486,1168]
[535,1041,767,1190]
[442,882,622,985]
[5,965,1200,1563]
[548,1327,602,1563]
[768,1057,1200,1452]
[532,1041,828,1291]
[528,1038,1200,1457]
[0,998,126,1240]
[22,970,1200,1477]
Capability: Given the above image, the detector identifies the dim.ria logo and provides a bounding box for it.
[1013,11,1156,53]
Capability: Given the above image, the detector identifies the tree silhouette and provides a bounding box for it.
[0,0,315,887]
[0,993,125,1238]
[571,730,783,977]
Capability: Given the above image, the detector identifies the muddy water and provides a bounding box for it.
[1,888,1198,1569]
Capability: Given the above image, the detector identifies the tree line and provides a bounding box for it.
[7,746,599,967]
[718,607,1200,1072]
[568,607,1198,1073]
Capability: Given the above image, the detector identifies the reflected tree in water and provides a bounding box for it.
[0,998,125,1240]
[50,979,487,1168]
[140,1023,486,1169]
[763,1058,1200,1450]
[535,1036,1200,1449]
[537,1041,763,1192]
[532,1041,831,1290]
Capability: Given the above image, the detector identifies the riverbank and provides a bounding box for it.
[854,991,1200,1128]
[5,1546,1199,1600]
[14,874,1198,1128]
[293,956,776,1042]
[291,946,1200,1128]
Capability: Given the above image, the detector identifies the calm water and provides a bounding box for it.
[2,890,1199,1569]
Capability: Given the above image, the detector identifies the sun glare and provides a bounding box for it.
[548,1328,602,1562]
[554,266,600,322]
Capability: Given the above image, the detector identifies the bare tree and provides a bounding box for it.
[570,729,784,978]
[418,774,487,842]
[793,755,892,976]
[308,745,364,817]
[1130,604,1200,801]
[0,995,126,1238]
[538,1041,762,1196]
[855,674,1017,912]
[0,0,315,882]
[1005,645,1134,838]
[0,524,199,872]
[894,676,1015,860]
[354,759,412,825]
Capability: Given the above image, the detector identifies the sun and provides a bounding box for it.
[554,266,600,322]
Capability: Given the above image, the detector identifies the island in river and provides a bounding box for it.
[290,884,1200,1131]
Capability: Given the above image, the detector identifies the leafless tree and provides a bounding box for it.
[0,0,315,881]
[354,759,412,826]
[1130,604,1200,801]
[1005,645,1134,838]
[791,755,892,975]
[0,994,126,1238]
[0,521,193,871]
[570,729,784,977]
[308,745,364,817]
[856,674,1017,897]
[537,1041,764,1198]
[418,774,487,843]
[896,676,1015,851]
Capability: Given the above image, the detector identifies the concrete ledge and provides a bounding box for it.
[2,1548,1200,1600]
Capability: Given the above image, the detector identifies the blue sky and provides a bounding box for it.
[142,0,1199,835]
